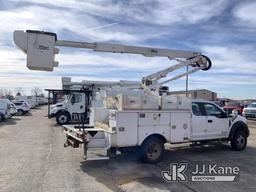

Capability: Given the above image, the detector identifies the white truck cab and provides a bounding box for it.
[191,100,247,140]
[50,92,89,124]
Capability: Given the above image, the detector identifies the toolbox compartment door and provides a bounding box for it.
[116,112,138,147]
[170,112,191,143]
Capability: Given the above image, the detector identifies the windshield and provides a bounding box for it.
[65,95,71,103]
[248,103,256,108]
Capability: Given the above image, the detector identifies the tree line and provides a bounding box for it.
[0,87,44,99]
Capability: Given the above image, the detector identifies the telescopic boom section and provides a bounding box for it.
[56,40,199,58]
[13,30,211,89]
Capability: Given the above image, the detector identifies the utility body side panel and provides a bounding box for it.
[109,110,192,147]
[138,112,171,145]
[112,112,138,147]
[170,112,191,143]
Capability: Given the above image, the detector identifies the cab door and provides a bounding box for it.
[68,93,86,114]
[202,103,229,139]
[191,102,207,140]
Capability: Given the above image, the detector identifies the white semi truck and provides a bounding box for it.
[14,30,249,163]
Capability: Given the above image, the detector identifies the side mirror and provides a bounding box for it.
[216,112,227,118]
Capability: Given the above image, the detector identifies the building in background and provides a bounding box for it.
[169,89,217,101]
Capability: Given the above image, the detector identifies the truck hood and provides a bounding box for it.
[50,101,64,108]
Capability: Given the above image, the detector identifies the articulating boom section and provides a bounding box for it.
[61,77,141,90]
[13,30,211,91]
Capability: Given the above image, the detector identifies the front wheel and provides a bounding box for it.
[56,111,71,125]
[17,109,24,116]
[231,131,247,151]
[140,137,165,163]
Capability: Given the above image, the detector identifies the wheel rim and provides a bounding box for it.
[236,135,245,148]
[146,141,162,161]
[59,115,67,124]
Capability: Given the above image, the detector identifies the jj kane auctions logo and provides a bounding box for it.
[162,162,240,182]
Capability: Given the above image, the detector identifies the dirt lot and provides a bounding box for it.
[0,106,256,192]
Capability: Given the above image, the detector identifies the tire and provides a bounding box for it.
[140,137,165,163]
[231,131,247,151]
[0,114,3,122]
[56,111,71,125]
[17,109,24,116]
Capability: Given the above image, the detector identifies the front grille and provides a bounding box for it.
[245,110,256,113]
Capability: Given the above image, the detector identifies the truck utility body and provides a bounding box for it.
[63,95,249,163]
[14,30,249,163]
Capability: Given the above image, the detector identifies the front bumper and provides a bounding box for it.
[49,113,56,118]
[243,112,256,118]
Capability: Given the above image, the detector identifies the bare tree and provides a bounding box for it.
[1,89,13,99]
[3,89,13,97]
[31,87,43,96]
[14,87,24,96]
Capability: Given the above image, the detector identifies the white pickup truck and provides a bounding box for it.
[64,99,249,163]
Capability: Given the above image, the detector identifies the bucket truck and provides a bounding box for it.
[14,30,249,163]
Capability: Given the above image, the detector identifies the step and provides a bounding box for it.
[85,148,109,161]
[87,138,107,148]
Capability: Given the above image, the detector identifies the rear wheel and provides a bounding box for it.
[56,111,70,125]
[17,109,24,116]
[140,137,164,163]
[231,131,247,151]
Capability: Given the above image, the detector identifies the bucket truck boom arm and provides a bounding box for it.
[13,30,211,90]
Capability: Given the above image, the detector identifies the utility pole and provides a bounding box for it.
[186,65,188,97]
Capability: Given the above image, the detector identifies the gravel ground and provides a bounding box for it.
[0,106,256,192]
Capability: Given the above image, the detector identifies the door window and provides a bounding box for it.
[72,94,82,103]
[203,103,223,116]
[192,103,202,116]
